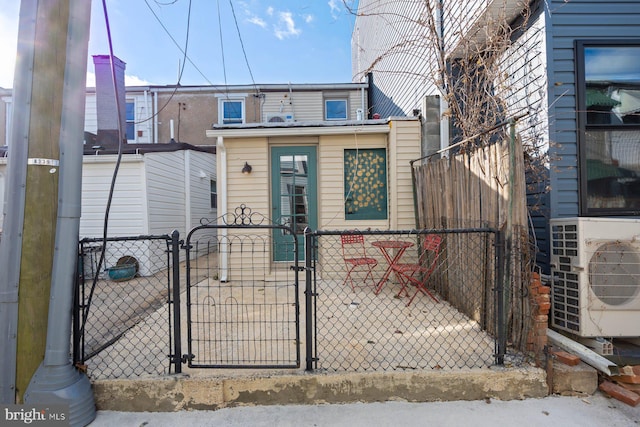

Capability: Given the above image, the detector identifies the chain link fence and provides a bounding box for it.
[74,234,179,380]
[306,228,525,372]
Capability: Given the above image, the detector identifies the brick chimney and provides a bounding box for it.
[93,55,126,147]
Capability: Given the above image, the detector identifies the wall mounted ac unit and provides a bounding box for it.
[550,217,640,337]
[266,113,294,123]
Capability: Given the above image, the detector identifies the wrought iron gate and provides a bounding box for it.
[183,206,301,368]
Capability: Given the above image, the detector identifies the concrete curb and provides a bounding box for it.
[92,367,548,412]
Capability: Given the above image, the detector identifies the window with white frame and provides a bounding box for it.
[219,98,244,124]
[126,100,135,141]
[325,98,348,120]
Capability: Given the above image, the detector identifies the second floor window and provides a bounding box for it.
[126,101,135,141]
[325,99,348,120]
[220,99,244,124]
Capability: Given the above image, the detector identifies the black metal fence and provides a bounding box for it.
[74,225,531,379]
[73,233,180,379]
[305,228,509,372]
[183,220,301,369]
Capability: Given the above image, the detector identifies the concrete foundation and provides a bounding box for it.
[92,367,548,412]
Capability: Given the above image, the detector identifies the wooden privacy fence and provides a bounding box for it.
[412,134,533,353]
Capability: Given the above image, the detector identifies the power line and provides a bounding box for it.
[228,0,258,93]
[143,0,213,85]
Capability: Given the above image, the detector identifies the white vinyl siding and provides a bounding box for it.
[145,151,187,235]
[84,93,97,135]
[80,156,147,237]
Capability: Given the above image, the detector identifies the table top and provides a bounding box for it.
[371,240,414,249]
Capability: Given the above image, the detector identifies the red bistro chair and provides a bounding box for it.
[391,234,442,306]
[341,233,378,291]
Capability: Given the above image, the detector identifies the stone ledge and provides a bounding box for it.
[552,360,598,396]
[92,367,547,412]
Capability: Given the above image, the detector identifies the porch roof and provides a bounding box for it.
[206,117,417,139]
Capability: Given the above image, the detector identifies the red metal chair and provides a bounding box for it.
[341,233,378,291]
[391,234,442,306]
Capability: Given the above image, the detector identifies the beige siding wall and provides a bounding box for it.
[389,120,422,229]
[224,138,271,215]
[221,125,420,230]
[318,133,389,230]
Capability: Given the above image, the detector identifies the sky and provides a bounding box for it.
[0,0,359,88]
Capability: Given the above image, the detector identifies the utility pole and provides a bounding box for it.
[14,0,70,403]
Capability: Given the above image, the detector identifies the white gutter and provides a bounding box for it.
[151,82,368,93]
[184,150,192,232]
[547,329,619,376]
[216,136,228,282]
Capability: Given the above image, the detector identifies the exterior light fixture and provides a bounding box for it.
[242,161,252,175]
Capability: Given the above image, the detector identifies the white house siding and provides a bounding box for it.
[497,6,549,153]
[80,156,147,238]
[353,0,435,117]
[186,150,217,229]
[547,0,640,218]
[0,166,4,231]
[84,92,97,135]
[144,151,187,236]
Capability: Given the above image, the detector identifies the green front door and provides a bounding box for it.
[271,146,317,262]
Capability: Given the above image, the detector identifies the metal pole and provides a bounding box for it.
[495,229,506,365]
[23,1,96,425]
[304,230,314,371]
[171,230,182,374]
[0,0,37,404]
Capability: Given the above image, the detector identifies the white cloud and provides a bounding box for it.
[0,9,18,88]
[328,0,341,19]
[304,14,314,24]
[266,6,274,16]
[248,16,267,28]
[274,11,301,40]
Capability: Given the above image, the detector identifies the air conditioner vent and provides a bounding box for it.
[266,114,294,123]
[550,217,640,338]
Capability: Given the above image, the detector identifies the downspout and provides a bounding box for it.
[217,136,228,282]
[23,1,96,425]
[437,0,449,153]
[410,158,420,229]
[153,88,159,144]
[0,0,36,404]
[184,150,192,232]
[144,89,151,143]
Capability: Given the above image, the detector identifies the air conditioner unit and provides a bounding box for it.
[550,217,640,337]
[266,113,294,123]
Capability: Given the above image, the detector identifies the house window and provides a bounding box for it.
[577,41,640,215]
[219,99,244,124]
[344,148,387,220]
[126,100,135,141]
[325,99,348,120]
[210,179,217,209]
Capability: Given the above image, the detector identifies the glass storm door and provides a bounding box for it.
[271,146,317,262]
